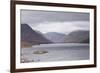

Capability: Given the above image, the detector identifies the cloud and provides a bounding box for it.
[21,10,89,25]
[30,21,89,34]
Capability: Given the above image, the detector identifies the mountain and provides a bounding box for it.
[44,32,66,43]
[21,24,52,48]
[64,30,89,43]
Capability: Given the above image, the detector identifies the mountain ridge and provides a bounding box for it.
[21,24,52,48]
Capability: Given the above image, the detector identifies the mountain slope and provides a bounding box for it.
[64,30,89,43]
[21,24,52,47]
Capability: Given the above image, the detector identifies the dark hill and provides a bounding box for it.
[21,24,52,47]
[64,30,89,43]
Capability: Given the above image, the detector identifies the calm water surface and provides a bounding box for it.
[21,43,89,63]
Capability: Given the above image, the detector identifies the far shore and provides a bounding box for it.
[21,43,89,48]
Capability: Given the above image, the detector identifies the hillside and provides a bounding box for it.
[64,30,89,43]
[21,24,52,48]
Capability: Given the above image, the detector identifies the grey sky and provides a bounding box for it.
[21,10,89,24]
[21,10,90,34]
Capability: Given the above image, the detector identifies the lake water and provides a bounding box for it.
[21,43,89,63]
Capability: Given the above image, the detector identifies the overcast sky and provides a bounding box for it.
[21,10,90,34]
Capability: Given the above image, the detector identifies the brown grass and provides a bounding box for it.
[21,41,32,48]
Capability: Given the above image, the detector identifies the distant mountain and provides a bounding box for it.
[64,30,89,43]
[21,24,52,47]
[44,32,66,43]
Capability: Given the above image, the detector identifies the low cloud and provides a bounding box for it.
[30,21,89,34]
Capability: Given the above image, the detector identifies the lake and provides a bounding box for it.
[21,43,89,63]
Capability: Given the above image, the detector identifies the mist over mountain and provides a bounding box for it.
[44,32,66,43]
[44,30,89,43]
[21,24,89,48]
